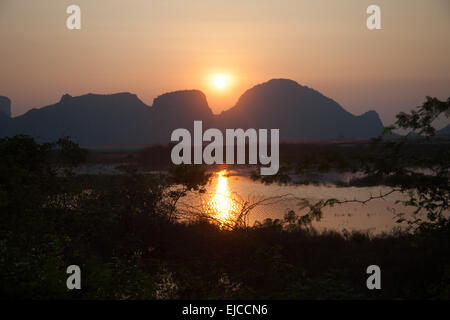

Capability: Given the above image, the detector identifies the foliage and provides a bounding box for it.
[252,97,450,233]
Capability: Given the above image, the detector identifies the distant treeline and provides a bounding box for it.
[85,137,450,172]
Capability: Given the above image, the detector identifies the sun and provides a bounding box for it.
[213,74,228,90]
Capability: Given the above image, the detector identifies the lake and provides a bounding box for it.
[179,169,416,234]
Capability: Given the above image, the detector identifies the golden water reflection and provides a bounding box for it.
[206,170,239,228]
[180,169,418,234]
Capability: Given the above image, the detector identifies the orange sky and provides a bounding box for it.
[0,0,449,127]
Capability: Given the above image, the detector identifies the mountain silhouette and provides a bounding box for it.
[0,96,11,118]
[0,91,212,145]
[1,79,387,145]
[152,90,213,143]
[437,124,450,136]
[1,93,153,145]
[217,79,383,140]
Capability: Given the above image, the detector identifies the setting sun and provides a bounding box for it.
[213,74,228,90]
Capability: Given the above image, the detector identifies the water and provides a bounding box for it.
[72,165,422,234]
[179,169,416,234]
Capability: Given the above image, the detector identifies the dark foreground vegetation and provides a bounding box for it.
[0,97,449,299]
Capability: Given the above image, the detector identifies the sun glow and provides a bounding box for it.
[213,74,228,90]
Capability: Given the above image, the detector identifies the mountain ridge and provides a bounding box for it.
[1,79,389,145]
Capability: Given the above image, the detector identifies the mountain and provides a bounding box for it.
[0,96,11,118]
[437,124,450,136]
[1,91,212,145]
[151,90,213,143]
[0,96,12,137]
[4,93,153,145]
[1,79,385,145]
[216,79,383,140]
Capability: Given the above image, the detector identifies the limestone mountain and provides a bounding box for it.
[216,79,384,140]
[0,79,386,145]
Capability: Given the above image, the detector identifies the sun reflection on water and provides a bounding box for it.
[206,170,238,228]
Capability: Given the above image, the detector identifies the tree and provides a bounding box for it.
[252,97,450,233]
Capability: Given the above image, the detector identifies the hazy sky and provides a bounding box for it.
[1,0,449,127]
